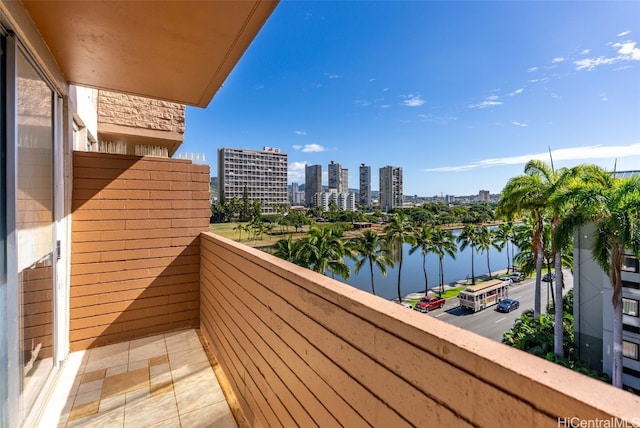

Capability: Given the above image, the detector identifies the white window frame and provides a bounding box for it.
[623,341,639,361]
[623,298,639,317]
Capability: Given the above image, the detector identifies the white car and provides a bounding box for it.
[499,276,514,286]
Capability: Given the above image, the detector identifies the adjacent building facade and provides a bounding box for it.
[379,165,403,211]
[217,147,288,214]
[574,226,640,391]
[305,164,322,207]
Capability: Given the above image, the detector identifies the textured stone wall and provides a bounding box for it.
[97,90,185,134]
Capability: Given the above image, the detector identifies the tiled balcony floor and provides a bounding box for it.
[48,329,237,428]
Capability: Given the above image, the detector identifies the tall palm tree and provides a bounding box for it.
[456,224,480,284]
[384,211,416,303]
[495,221,515,274]
[477,225,501,279]
[410,224,435,294]
[497,160,563,322]
[555,168,640,388]
[351,230,394,296]
[431,227,457,297]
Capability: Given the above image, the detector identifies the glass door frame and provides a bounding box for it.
[4,31,65,428]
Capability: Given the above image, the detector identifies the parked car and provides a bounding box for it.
[542,272,555,282]
[510,272,523,283]
[496,298,520,313]
[498,276,513,285]
[401,302,413,309]
[413,295,446,313]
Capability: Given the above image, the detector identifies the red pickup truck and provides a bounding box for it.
[413,295,446,313]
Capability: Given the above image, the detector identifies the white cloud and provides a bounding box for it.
[300,144,325,153]
[509,88,524,96]
[600,93,608,101]
[580,49,591,55]
[380,104,391,109]
[615,41,640,60]
[288,161,307,183]
[369,78,376,82]
[294,130,307,136]
[292,145,302,150]
[575,39,640,70]
[618,30,631,37]
[552,57,565,63]
[468,95,503,109]
[401,94,425,107]
[325,73,342,79]
[527,67,538,72]
[512,121,528,127]
[423,143,640,172]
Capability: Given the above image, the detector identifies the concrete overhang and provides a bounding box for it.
[21,0,278,107]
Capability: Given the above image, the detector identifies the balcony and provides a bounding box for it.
[40,151,640,427]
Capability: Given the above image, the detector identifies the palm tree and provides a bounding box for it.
[410,224,435,294]
[272,235,304,266]
[477,225,501,279]
[431,227,457,297]
[384,211,416,303]
[351,230,394,296]
[233,223,246,241]
[555,168,640,388]
[495,221,515,274]
[299,225,351,279]
[498,160,559,322]
[456,224,480,285]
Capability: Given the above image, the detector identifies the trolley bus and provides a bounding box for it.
[458,279,509,312]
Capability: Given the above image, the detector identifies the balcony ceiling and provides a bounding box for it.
[22,0,278,107]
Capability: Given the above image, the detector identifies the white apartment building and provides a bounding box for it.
[379,165,403,212]
[317,190,356,212]
[218,147,288,214]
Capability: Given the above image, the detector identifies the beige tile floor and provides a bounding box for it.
[49,329,237,428]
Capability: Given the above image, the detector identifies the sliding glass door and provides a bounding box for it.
[2,32,60,427]
[15,46,56,422]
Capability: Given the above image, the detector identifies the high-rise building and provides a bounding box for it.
[478,189,490,202]
[305,164,322,206]
[341,167,349,193]
[359,163,371,207]
[291,182,304,205]
[218,146,288,214]
[379,165,403,212]
[328,161,341,192]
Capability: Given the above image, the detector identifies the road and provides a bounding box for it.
[421,271,573,342]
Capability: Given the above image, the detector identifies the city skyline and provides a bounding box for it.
[181,1,640,196]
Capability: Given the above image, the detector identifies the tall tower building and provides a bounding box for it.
[305,164,322,206]
[478,189,490,202]
[218,147,288,214]
[340,167,349,193]
[328,161,341,192]
[359,163,371,207]
[379,165,403,212]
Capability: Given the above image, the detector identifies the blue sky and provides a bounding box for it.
[182,1,640,197]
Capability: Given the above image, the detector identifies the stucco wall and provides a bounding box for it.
[200,232,640,427]
[70,151,210,351]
